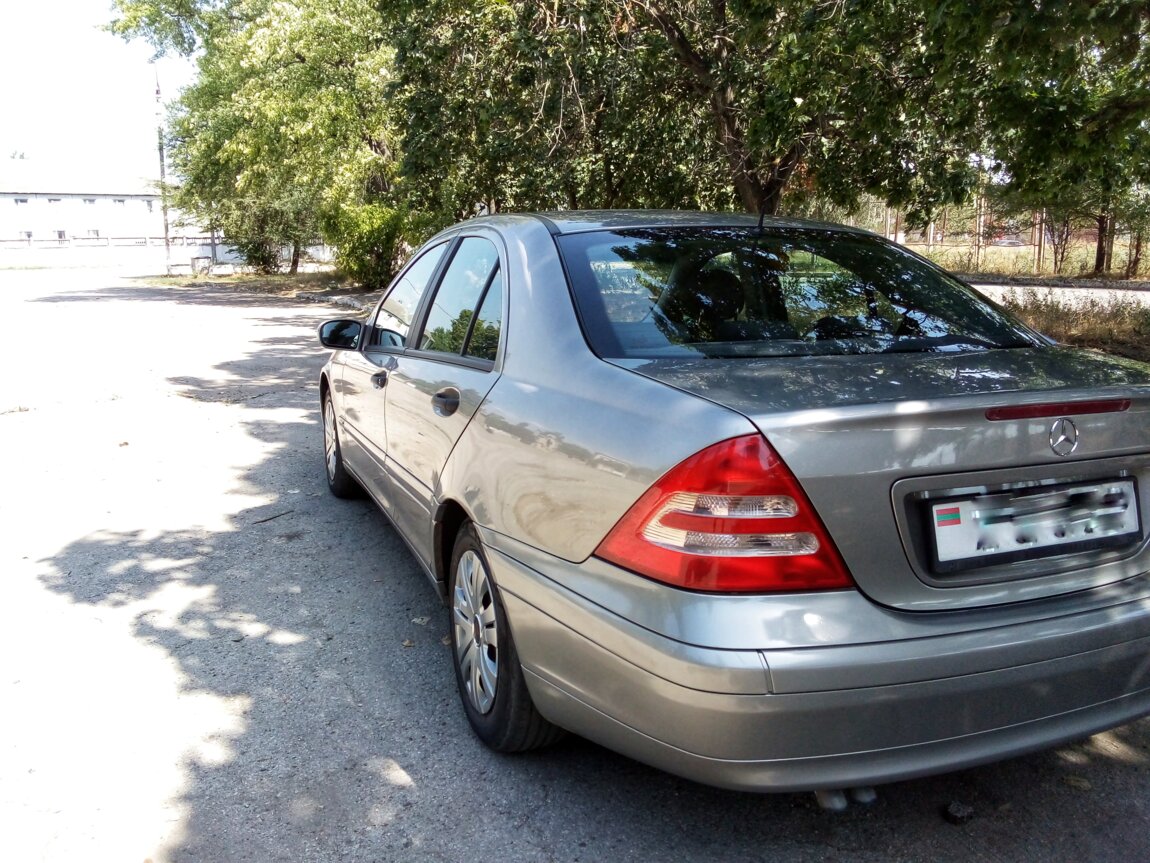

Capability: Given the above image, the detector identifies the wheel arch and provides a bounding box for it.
[433,499,471,600]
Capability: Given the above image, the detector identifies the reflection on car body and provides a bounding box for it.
[318,211,1150,806]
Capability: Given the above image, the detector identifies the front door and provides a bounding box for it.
[338,241,450,510]
[382,235,505,564]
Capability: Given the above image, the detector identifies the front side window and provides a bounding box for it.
[368,242,448,350]
[418,237,502,361]
[558,227,1042,359]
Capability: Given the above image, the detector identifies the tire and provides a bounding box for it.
[449,522,563,752]
[322,391,361,499]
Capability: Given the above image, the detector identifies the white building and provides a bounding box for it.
[0,159,174,245]
[1,189,164,245]
[0,160,228,271]
[0,161,329,272]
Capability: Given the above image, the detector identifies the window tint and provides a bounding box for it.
[558,228,1042,360]
[419,237,500,358]
[368,242,447,349]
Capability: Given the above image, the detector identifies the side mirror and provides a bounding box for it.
[318,319,362,350]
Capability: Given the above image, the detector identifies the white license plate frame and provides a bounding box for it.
[928,478,1142,573]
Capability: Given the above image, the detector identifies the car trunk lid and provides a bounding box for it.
[617,347,1150,610]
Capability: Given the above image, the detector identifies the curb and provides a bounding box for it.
[294,290,381,314]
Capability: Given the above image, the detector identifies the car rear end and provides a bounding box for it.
[478,213,1150,792]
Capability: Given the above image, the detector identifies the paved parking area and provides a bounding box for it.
[3,268,1149,862]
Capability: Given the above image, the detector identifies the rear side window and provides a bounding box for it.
[418,236,503,363]
[465,275,502,361]
[557,228,1042,359]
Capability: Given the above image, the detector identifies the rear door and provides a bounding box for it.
[382,234,506,564]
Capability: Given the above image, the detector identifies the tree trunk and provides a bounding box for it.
[290,241,301,275]
[1034,209,1045,273]
[974,195,984,271]
[1048,216,1072,274]
[712,91,767,212]
[1094,213,1109,274]
[638,1,794,214]
[1127,231,1143,279]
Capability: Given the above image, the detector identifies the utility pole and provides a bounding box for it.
[154,66,171,273]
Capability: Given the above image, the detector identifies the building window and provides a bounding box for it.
[87,229,100,238]
[146,199,154,212]
[47,198,61,203]
[56,230,66,240]
[23,231,32,239]
[83,198,95,205]
[114,199,125,205]
[14,198,28,205]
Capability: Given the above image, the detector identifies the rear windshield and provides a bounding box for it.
[556,227,1042,359]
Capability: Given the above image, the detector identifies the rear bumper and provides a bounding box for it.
[489,545,1150,792]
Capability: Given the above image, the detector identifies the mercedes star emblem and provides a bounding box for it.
[1049,417,1079,457]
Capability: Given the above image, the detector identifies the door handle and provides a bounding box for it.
[371,371,389,389]
[432,387,461,417]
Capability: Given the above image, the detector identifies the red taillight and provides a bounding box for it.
[594,435,854,593]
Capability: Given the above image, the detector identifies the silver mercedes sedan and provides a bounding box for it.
[317,210,1150,804]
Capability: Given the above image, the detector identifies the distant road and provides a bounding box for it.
[974,281,1150,307]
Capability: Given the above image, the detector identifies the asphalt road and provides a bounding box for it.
[3,267,1149,863]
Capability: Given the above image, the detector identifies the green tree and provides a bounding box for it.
[384,0,738,221]
[924,0,1150,272]
[116,0,1150,269]
[381,0,984,219]
[117,0,410,282]
[169,0,401,276]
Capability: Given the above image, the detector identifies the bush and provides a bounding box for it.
[230,237,283,273]
[320,203,410,288]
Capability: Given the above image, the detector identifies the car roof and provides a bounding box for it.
[459,210,875,237]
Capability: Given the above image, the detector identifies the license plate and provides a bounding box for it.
[930,479,1141,571]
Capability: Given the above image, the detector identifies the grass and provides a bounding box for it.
[139,268,361,296]
[999,286,1150,364]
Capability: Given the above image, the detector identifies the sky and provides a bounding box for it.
[0,1,196,192]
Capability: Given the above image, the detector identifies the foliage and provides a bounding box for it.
[922,1,1150,170]
[114,0,1150,280]
[121,0,404,282]
[923,1,1150,273]
[108,0,219,55]
[380,0,987,219]
[319,203,433,288]
[384,0,737,219]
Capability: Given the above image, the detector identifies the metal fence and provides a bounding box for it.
[837,200,1144,278]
